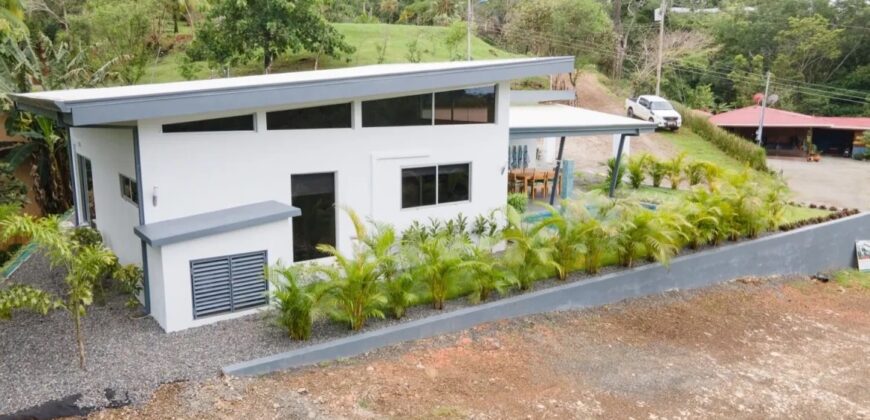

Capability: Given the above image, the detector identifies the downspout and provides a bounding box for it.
[132,127,151,315]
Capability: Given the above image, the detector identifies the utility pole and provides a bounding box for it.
[655,0,666,96]
[756,71,771,145]
[467,0,473,61]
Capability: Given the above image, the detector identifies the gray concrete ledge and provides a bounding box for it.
[224,212,870,377]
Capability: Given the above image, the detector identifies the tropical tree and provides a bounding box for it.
[268,263,326,340]
[626,154,648,189]
[189,0,354,73]
[537,202,586,281]
[464,239,513,304]
[0,212,116,369]
[647,157,668,188]
[613,204,680,268]
[666,152,687,190]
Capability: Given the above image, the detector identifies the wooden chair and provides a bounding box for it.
[532,171,549,200]
[507,171,522,193]
[522,168,536,196]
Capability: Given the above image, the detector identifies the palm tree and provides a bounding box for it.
[538,202,587,281]
[666,152,687,190]
[501,206,559,290]
[0,212,116,369]
[410,233,468,310]
[626,154,649,189]
[464,238,514,303]
[268,264,328,340]
[613,204,680,268]
[315,242,386,331]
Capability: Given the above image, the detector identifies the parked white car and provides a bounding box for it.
[625,95,682,130]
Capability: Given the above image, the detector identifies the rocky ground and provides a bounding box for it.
[89,275,870,419]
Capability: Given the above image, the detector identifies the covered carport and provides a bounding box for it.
[508,104,655,202]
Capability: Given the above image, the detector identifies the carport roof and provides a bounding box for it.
[509,104,656,139]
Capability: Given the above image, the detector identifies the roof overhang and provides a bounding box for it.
[11,57,575,127]
[509,104,656,139]
[134,201,300,247]
[510,90,576,105]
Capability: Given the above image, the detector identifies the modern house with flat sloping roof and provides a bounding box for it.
[11,57,653,332]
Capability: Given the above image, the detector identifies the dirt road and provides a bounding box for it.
[768,156,870,210]
[93,276,870,419]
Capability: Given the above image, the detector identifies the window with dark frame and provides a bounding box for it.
[119,174,138,206]
[434,86,496,125]
[162,114,255,133]
[362,94,433,127]
[266,103,352,130]
[401,164,469,209]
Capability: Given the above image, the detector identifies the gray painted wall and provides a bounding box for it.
[224,212,870,377]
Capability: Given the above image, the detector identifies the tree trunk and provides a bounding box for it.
[73,309,86,370]
[612,0,624,79]
[173,11,179,34]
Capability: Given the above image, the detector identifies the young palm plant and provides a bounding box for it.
[464,239,515,304]
[604,157,626,190]
[647,158,668,188]
[626,154,649,189]
[613,204,680,268]
[410,233,469,310]
[666,152,687,190]
[685,161,706,186]
[538,202,587,281]
[268,264,327,340]
[0,213,115,369]
[501,206,559,290]
[315,244,386,330]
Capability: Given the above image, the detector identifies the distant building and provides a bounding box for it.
[709,106,870,158]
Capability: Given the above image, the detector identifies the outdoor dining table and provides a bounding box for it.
[509,168,560,199]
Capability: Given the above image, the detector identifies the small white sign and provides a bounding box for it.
[858,241,870,272]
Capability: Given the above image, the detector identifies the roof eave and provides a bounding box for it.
[18,57,576,127]
[509,123,654,140]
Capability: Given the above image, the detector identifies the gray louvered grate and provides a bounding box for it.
[190,251,268,319]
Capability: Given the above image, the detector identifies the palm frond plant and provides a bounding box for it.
[626,154,649,189]
[538,202,587,281]
[500,206,559,290]
[666,152,687,190]
[604,157,626,190]
[647,158,668,188]
[577,216,612,274]
[685,161,706,186]
[1,212,117,369]
[700,162,724,191]
[613,204,680,268]
[464,239,515,304]
[409,233,469,310]
[268,264,328,340]
[762,179,789,230]
[681,188,725,248]
[315,243,386,330]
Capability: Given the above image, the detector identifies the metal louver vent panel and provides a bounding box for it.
[190,251,268,319]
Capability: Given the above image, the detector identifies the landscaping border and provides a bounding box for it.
[224,212,870,377]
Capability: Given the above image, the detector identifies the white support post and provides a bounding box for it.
[612,133,630,158]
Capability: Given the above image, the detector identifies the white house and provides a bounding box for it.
[11,57,653,332]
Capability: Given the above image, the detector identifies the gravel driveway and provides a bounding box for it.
[768,156,870,210]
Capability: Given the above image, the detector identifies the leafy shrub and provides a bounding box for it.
[626,154,649,189]
[269,264,324,340]
[666,152,687,190]
[613,204,680,268]
[409,233,469,310]
[647,158,668,188]
[0,284,61,319]
[507,193,528,213]
[471,211,500,238]
[0,163,27,207]
[112,263,143,308]
[71,226,103,247]
[501,206,558,290]
[604,157,626,190]
[464,240,514,303]
[538,202,588,280]
[674,103,768,171]
[685,161,706,186]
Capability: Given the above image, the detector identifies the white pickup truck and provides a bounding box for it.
[625,95,682,131]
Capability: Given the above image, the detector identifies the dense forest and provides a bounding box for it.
[0,0,868,213]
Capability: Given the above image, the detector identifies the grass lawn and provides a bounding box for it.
[834,269,870,289]
[142,23,520,84]
[660,129,748,174]
[781,205,831,224]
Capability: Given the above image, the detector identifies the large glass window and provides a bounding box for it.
[434,86,496,125]
[291,172,336,262]
[266,103,352,130]
[402,164,470,209]
[362,94,433,127]
[437,164,470,203]
[162,114,255,133]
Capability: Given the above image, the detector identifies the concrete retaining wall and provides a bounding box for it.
[224,212,870,377]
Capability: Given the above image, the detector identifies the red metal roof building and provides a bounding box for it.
[709,106,870,158]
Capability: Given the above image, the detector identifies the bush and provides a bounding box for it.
[647,158,668,188]
[269,265,323,340]
[112,263,143,308]
[71,226,103,247]
[674,103,768,171]
[666,152,687,190]
[626,154,649,189]
[507,193,528,213]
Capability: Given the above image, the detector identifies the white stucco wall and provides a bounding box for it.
[136,83,511,257]
[69,127,141,266]
[149,219,293,332]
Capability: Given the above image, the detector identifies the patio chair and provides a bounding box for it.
[532,171,550,200]
[507,171,523,193]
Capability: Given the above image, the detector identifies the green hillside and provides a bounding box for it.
[142,23,519,84]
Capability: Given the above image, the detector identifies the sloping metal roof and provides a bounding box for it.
[709,105,870,130]
[11,57,574,126]
[509,104,656,139]
[134,201,300,247]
